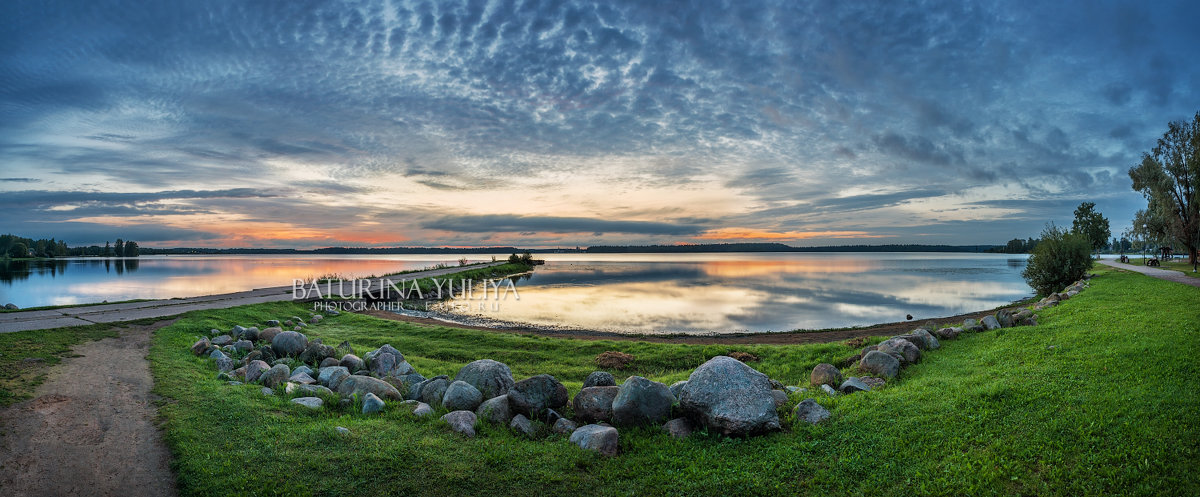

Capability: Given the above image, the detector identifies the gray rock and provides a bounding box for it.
[255,345,277,364]
[569,424,619,456]
[996,309,1015,328]
[933,327,962,340]
[611,376,674,427]
[335,340,353,356]
[669,380,688,399]
[231,325,247,337]
[339,354,366,372]
[476,395,513,425]
[784,386,806,394]
[877,338,921,364]
[384,373,426,398]
[859,377,886,389]
[362,392,385,414]
[571,386,619,423]
[317,366,350,390]
[442,380,484,411]
[455,359,515,399]
[292,365,314,378]
[838,377,871,394]
[266,319,281,327]
[335,426,350,435]
[214,354,235,373]
[271,331,309,357]
[245,360,271,383]
[258,327,284,343]
[542,408,564,425]
[241,327,260,341]
[809,363,843,387]
[552,417,578,435]
[771,390,789,407]
[291,397,323,409]
[583,371,616,388]
[509,413,536,437]
[859,350,900,379]
[507,374,568,418]
[259,364,291,388]
[337,375,403,401]
[232,340,254,352]
[364,344,415,377]
[981,315,1001,330]
[190,337,210,356]
[1020,316,1038,327]
[261,387,275,396]
[286,383,334,396]
[793,399,831,424]
[211,335,233,346]
[412,402,434,417]
[677,356,781,436]
[820,384,838,396]
[298,343,336,366]
[442,410,477,437]
[663,417,693,439]
[418,377,450,409]
[319,357,340,369]
[895,329,939,350]
[287,371,316,385]
[227,381,242,386]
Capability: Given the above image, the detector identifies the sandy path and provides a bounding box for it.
[0,320,178,497]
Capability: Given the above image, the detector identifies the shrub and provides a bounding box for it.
[1021,224,1094,296]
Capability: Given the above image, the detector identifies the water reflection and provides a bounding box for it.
[434,254,1031,334]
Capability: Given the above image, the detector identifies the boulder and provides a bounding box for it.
[838,377,871,394]
[261,387,275,396]
[259,364,291,388]
[677,356,781,436]
[507,374,568,418]
[1020,316,1038,327]
[272,331,308,357]
[365,344,414,377]
[509,413,536,437]
[418,377,450,409]
[286,383,334,396]
[190,337,210,356]
[240,327,260,342]
[859,351,900,379]
[933,327,962,340]
[663,417,693,439]
[583,371,616,388]
[962,318,983,332]
[895,329,940,350]
[1015,309,1034,321]
[215,355,235,373]
[996,309,1016,328]
[298,343,336,365]
[669,380,687,399]
[362,392,385,414]
[245,360,271,383]
[233,340,254,352]
[809,363,843,387]
[412,402,434,417]
[552,418,578,435]
[455,359,516,399]
[476,395,513,425]
[319,357,340,369]
[258,327,284,343]
[442,380,484,412]
[339,354,366,373]
[337,375,403,401]
[784,386,806,394]
[771,390,789,408]
[820,384,838,396]
[291,397,323,409]
[317,366,350,390]
[793,399,831,425]
[442,410,477,437]
[877,338,921,364]
[569,424,619,457]
[981,315,1001,330]
[265,319,280,327]
[255,345,277,364]
[611,376,674,426]
[287,371,316,385]
[571,386,619,423]
[211,335,233,346]
[334,426,350,436]
[384,373,426,398]
[335,340,353,356]
[542,408,565,425]
[859,377,886,389]
[293,365,314,377]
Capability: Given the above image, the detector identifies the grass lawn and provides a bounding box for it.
[0,322,123,406]
[149,267,1199,496]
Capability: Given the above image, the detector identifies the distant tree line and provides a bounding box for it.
[0,234,140,259]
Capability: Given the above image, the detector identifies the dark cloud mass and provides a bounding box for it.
[0,0,1197,246]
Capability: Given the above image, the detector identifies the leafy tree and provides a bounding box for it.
[1071,202,1110,256]
[103,241,113,257]
[115,239,125,257]
[123,241,140,257]
[7,242,28,259]
[1129,111,1200,264]
[1022,224,1093,296]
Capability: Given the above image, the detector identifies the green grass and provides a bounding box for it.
[0,322,125,406]
[149,267,1199,496]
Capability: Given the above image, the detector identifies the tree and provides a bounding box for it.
[7,242,28,259]
[114,239,125,257]
[1071,202,1110,257]
[123,241,140,257]
[103,241,113,257]
[1129,111,1200,265]
[1022,224,1094,296]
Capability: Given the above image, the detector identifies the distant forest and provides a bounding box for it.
[0,234,140,258]
[140,242,1003,255]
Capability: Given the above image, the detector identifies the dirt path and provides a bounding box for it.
[362,308,1003,345]
[0,320,178,497]
[1099,259,1200,288]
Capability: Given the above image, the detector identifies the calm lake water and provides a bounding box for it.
[0,253,1031,334]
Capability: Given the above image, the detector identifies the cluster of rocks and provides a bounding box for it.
[1033,276,1091,310]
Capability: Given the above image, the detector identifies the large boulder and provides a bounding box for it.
[418,377,450,409]
[569,424,619,457]
[362,392,385,414]
[258,327,284,343]
[259,364,291,388]
[190,337,210,356]
[287,371,316,385]
[211,335,233,347]
[981,315,1001,330]
[553,418,578,435]
[476,395,513,425]
[442,411,477,438]
[895,329,940,350]
[509,413,536,438]
[572,386,619,423]
[507,374,568,418]
[271,331,308,357]
[793,399,831,425]
[838,377,871,394]
[364,344,415,377]
[877,338,921,364]
[337,375,403,400]
[454,359,515,399]
[996,309,1016,328]
[291,397,323,409]
[663,417,694,439]
[245,360,271,383]
[677,356,780,436]
[933,327,962,340]
[442,380,484,411]
[583,371,616,388]
[962,318,984,332]
[297,342,336,365]
[317,366,350,390]
[383,373,426,398]
[859,351,900,379]
[285,383,334,396]
[611,376,674,427]
[339,354,366,373]
[809,363,843,387]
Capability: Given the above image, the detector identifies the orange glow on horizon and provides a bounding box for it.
[696,228,889,241]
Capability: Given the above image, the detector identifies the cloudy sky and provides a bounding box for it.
[2,0,1197,248]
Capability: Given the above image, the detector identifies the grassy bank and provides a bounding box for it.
[390,261,533,298]
[0,322,123,406]
[146,266,1200,496]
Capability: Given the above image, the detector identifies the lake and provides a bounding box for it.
[0,252,1031,334]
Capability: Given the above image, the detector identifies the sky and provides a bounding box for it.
[1,0,1198,249]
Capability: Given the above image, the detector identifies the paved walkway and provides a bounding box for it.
[1098,259,1200,288]
[0,262,506,333]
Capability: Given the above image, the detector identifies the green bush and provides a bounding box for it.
[1021,224,1094,296]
